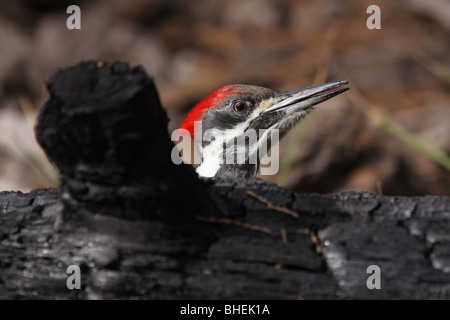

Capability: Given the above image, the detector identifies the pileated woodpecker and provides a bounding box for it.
[180,81,349,179]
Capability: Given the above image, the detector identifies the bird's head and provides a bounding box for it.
[180,81,349,178]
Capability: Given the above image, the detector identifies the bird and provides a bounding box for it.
[179,81,349,179]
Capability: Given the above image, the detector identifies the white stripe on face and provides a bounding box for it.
[195,97,283,178]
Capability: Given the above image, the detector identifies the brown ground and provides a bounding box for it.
[0,0,449,196]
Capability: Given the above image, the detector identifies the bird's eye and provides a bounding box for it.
[233,101,248,113]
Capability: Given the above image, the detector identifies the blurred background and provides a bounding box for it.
[0,0,449,196]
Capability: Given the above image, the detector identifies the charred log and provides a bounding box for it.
[1,61,450,299]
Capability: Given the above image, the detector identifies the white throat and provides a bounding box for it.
[195,139,223,178]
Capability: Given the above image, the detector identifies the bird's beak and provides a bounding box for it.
[264,80,349,114]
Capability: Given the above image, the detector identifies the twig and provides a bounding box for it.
[280,228,288,243]
[246,190,299,218]
[309,231,322,253]
[376,180,383,195]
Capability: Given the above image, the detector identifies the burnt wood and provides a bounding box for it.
[1,61,450,299]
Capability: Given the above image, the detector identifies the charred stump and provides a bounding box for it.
[1,61,450,299]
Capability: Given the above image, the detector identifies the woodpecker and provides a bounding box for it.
[180,81,349,179]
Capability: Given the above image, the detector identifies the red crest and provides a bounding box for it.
[180,85,247,137]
